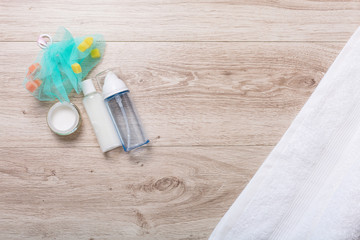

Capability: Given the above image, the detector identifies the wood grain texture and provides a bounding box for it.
[0,146,270,240]
[0,42,340,148]
[0,0,360,42]
[0,0,352,239]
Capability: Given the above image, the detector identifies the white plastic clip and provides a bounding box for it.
[37,34,53,49]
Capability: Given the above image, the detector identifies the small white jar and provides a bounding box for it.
[47,102,81,135]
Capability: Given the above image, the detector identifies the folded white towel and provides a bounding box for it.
[210,27,360,240]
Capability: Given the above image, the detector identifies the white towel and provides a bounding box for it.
[210,27,360,240]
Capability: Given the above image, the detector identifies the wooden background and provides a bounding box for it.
[0,0,359,239]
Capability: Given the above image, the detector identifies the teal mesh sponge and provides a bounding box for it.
[24,27,105,102]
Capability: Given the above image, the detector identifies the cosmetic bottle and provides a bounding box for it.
[82,79,122,152]
[102,71,149,152]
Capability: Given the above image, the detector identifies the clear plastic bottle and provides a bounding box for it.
[82,79,122,152]
[102,71,149,152]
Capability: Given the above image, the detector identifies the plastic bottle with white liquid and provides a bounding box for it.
[82,79,122,152]
[102,71,149,152]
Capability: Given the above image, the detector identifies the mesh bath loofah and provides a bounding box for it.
[24,27,105,102]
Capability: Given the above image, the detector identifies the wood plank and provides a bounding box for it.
[0,42,341,147]
[0,146,270,240]
[0,0,359,42]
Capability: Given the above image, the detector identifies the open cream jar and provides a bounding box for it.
[47,102,81,135]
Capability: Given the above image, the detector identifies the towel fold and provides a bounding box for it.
[210,27,360,240]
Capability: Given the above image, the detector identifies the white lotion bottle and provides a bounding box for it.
[82,79,122,152]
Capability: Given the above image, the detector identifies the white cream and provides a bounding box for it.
[47,102,80,135]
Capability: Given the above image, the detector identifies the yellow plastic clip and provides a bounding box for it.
[90,48,101,58]
[71,63,82,74]
[77,37,94,52]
